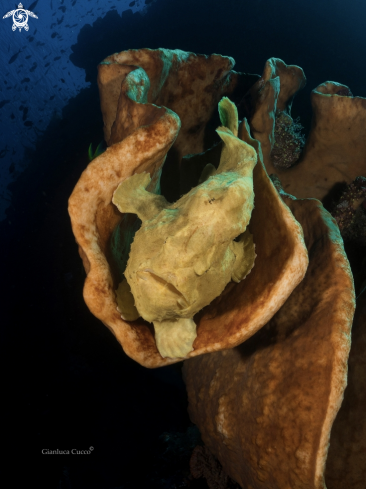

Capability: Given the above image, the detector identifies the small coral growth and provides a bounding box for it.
[150,425,203,488]
[271,110,306,169]
[330,176,366,246]
[190,445,240,489]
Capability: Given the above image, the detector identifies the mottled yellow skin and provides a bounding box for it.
[113,98,257,358]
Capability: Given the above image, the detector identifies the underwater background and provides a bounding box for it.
[1,0,365,488]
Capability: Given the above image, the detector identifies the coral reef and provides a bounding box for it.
[68,47,365,489]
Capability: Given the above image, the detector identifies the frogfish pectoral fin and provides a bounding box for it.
[230,228,256,283]
[153,317,197,359]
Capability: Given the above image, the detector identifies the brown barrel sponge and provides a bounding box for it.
[183,186,355,489]
[69,49,308,367]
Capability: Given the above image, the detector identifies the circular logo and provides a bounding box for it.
[13,9,28,29]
